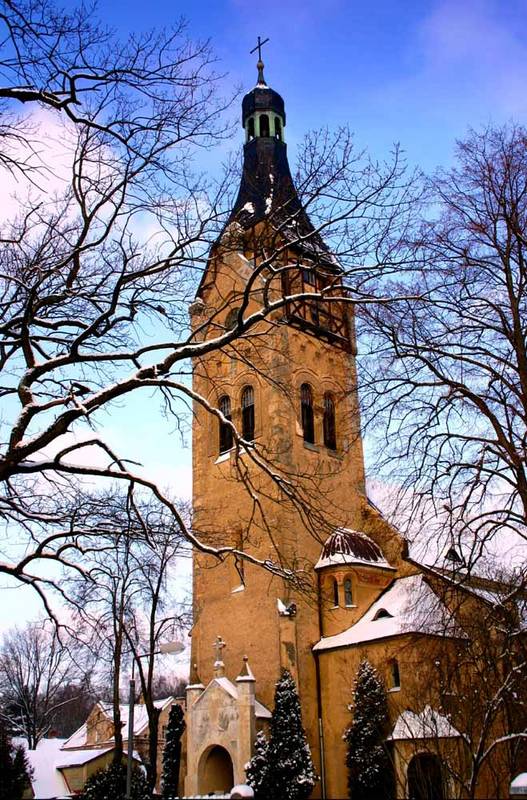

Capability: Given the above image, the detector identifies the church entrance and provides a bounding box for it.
[198,745,234,795]
[407,753,445,800]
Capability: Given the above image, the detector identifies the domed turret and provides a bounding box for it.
[315,528,392,571]
[241,59,286,143]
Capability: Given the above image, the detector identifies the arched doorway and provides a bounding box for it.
[198,745,234,795]
[408,753,444,800]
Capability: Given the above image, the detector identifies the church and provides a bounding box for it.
[183,51,526,800]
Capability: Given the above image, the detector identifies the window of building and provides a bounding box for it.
[373,608,392,620]
[241,385,255,441]
[301,383,315,444]
[259,114,270,137]
[344,577,353,606]
[275,116,282,141]
[247,117,255,140]
[219,395,233,454]
[332,578,339,607]
[390,658,401,689]
[323,392,337,450]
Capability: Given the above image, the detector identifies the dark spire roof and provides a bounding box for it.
[226,61,335,268]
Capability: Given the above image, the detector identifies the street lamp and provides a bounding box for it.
[125,639,185,800]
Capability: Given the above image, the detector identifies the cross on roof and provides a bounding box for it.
[250,36,270,62]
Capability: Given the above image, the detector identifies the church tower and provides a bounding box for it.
[188,51,408,795]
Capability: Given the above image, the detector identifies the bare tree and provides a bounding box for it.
[68,490,189,788]
[0,0,419,615]
[0,620,86,748]
[361,124,527,569]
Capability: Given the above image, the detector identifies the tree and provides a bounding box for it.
[0,0,420,615]
[361,123,527,570]
[0,621,85,748]
[401,568,527,799]
[80,761,150,800]
[262,669,316,800]
[68,490,189,786]
[0,720,32,800]
[245,730,270,800]
[344,660,394,800]
[161,703,185,798]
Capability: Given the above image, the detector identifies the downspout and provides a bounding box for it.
[314,569,327,800]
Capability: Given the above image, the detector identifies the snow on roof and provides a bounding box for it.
[55,746,113,768]
[511,773,527,795]
[388,706,462,740]
[313,574,465,651]
[315,528,393,571]
[13,738,70,799]
[202,676,271,719]
[62,697,175,749]
[62,722,87,749]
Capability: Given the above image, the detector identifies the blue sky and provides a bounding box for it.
[3,0,527,628]
[97,0,527,172]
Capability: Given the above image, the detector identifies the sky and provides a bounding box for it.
[2,0,527,629]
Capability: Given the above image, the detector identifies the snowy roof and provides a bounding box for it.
[55,746,114,768]
[62,697,175,749]
[202,676,271,719]
[511,773,527,795]
[13,738,70,799]
[315,528,393,571]
[388,706,462,740]
[313,574,465,651]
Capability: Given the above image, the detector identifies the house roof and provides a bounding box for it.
[313,574,465,651]
[62,696,175,749]
[315,528,393,571]
[388,706,462,740]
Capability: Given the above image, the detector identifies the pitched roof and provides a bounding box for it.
[197,676,272,719]
[388,706,462,740]
[313,574,465,651]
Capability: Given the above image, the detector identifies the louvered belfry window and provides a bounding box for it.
[301,383,315,444]
[323,392,337,450]
[241,386,255,441]
[219,395,233,454]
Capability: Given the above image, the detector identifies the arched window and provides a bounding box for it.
[373,608,392,620]
[301,383,315,444]
[332,578,339,607]
[218,395,233,454]
[323,392,337,450]
[259,114,270,137]
[274,116,282,141]
[390,658,401,689]
[241,385,255,441]
[344,577,353,606]
[247,117,255,140]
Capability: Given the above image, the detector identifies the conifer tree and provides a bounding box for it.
[161,703,186,797]
[265,669,316,800]
[245,730,270,799]
[344,660,394,800]
[0,722,32,800]
[80,762,151,800]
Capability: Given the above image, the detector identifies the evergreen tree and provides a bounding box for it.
[245,730,270,799]
[80,761,151,800]
[0,722,33,800]
[344,660,394,800]
[265,670,316,800]
[161,703,186,797]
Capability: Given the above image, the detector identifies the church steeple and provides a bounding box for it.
[228,48,333,266]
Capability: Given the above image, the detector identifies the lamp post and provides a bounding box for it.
[125,640,185,800]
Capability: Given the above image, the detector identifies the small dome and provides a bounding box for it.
[242,85,286,127]
[315,528,392,570]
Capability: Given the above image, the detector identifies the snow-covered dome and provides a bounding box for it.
[315,528,392,570]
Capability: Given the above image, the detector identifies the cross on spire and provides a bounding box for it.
[250,36,270,86]
[250,35,270,63]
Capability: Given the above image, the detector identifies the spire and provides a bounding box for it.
[250,35,270,87]
[236,655,255,682]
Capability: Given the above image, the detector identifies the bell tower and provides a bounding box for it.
[188,51,392,789]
